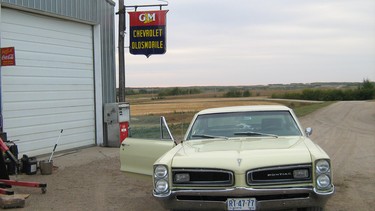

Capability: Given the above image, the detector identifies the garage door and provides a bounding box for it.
[1,8,96,156]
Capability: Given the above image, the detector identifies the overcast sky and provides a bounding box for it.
[115,0,375,87]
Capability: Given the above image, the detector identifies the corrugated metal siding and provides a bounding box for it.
[97,0,116,104]
[0,0,97,22]
[0,0,117,103]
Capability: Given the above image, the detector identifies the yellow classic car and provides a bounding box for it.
[120,105,334,211]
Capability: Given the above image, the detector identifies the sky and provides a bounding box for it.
[114,0,375,87]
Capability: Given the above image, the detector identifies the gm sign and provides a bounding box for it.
[139,13,156,24]
[129,10,168,57]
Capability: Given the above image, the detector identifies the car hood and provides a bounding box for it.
[172,137,312,173]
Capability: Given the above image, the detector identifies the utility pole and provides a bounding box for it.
[118,0,126,102]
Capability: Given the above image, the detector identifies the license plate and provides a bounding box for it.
[227,198,256,211]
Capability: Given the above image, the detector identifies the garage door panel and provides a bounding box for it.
[1,8,96,156]
[3,76,93,86]
[1,29,92,49]
[3,69,93,79]
[2,26,92,43]
[6,120,95,138]
[11,52,93,66]
[5,109,94,125]
[4,91,94,102]
[3,84,94,92]
[2,10,92,38]
[4,107,94,119]
[3,40,92,58]
[2,99,93,111]
[7,60,92,71]
[1,23,92,50]
[16,133,95,157]
[10,126,95,144]
[4,105,94,118]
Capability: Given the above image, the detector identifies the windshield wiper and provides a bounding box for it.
[191,134,229,140]
[234,131,278,138]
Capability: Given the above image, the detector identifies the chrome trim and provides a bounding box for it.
[154,186,335,210]
[247,164,312,185]
[172,168,234,186]
[314,159,334,191]
[153,165,170,195]
[160,116,176,143]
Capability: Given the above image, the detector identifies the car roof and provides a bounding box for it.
[197,105,292,115]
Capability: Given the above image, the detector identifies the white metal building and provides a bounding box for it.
[0,0,117,156]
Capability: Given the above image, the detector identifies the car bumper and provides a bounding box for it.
[154,186,334,210]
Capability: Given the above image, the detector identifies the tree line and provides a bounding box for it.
[271,79,374,101]
[121,80,374,101]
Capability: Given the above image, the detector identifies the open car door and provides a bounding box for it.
[120,117,176,175]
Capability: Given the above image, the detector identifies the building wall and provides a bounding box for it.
[0,0,117,149]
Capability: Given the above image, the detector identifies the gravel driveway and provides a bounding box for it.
[7,101,375,211]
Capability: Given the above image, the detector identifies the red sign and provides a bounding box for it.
[1,47,16,66]
[128,10,168,57]
[129,10,167,26]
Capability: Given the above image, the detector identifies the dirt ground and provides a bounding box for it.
[6,101,375,211]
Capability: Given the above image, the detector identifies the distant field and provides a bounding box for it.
[128,96,328,116]
[129,98,277,116]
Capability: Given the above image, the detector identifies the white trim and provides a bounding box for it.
[93,24,104,146]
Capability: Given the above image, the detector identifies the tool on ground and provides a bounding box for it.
[0,137,47,195]
[0,139,18,166]
[48,129,63,162]
[0,179,46,194]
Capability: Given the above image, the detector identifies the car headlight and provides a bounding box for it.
[315,159,332,191]
[154,165,168,178]
[316,160,330,173]
[155,179,169,193]
[317,174,331,189]
[153,165,169,195]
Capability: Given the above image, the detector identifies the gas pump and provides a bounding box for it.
[118,103,130,142]
[104,102,130,147]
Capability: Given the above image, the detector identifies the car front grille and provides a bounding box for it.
[247,164,312,185]
[172,168,234,186]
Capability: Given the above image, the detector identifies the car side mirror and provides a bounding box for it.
[305,127,313,137]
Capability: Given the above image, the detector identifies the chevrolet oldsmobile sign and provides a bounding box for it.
[129,10,168,57]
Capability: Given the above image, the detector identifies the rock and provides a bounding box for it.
[0,194,29,209]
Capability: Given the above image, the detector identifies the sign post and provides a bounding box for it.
[118,0,126,102]
[129,10,168,57]
[116,3,168,103]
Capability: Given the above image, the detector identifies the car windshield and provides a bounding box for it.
[186,111,302,140]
